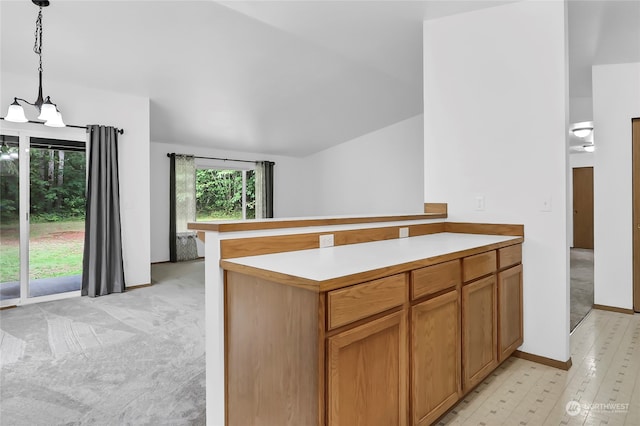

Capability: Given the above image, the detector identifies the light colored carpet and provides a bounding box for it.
[570,248,594,331]
[0,260,206,426]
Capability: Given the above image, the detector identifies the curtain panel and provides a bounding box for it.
[169,154,198,262]
[81,125,125,297]
[255,161,274,219]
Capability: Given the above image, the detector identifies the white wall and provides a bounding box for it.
[149,141,307,263]
[301,114,424,216]
[150,114,425,262]
[570,96,594,124]
[423,1,570,361]
[592,62,640,310]
[1,72,151,287]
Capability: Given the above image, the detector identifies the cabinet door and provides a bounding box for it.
[327,310,407,426]
[498,264,523,362]
[462,275,497,393]
[411,290,460,426]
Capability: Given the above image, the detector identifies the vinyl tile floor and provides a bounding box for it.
[438,309,640,425]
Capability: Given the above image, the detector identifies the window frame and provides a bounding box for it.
[194,158,255,221]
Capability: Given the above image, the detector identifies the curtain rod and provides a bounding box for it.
[0,117,124,135]
[167,152,275,165]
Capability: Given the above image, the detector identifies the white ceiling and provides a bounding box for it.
[1,0,638,157]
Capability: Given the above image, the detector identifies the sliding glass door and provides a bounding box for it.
[28,138,86,298]
[0,128,86,306]
[0,134,21,301]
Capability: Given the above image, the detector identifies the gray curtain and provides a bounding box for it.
[169,154,198,262]
[81,125,125,297]
[255,161,274,219]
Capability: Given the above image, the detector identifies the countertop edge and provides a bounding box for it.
[221,236,524,292]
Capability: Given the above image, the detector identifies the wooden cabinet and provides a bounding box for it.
[327,310,407,426]
[461,274,498,392]
[498,264,523,362]
[224,242,523,426]
[328,274,406,330]
[411,290,460,426]
[411,260,460,300]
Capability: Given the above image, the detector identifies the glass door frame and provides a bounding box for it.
[0,123,86,307]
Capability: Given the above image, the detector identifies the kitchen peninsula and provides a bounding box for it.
[189,214,524,426]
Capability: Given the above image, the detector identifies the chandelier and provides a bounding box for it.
[4,0,65,127]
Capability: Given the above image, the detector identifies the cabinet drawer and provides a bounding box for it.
[411,260,461,300]
[462,251,496,282]
[328,274,406,330]
[498,244,522,270]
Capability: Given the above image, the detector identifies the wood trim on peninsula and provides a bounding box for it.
[188,213,446,233]
[424,203,448,215]
[220,222,446,259]
[446,222,524,236]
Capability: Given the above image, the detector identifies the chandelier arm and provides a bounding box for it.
[14,97,38,107]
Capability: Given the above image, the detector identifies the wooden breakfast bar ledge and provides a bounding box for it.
[188,213,525,426]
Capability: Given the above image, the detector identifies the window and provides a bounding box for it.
[195,167,255,221]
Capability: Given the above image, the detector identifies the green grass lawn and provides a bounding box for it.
[0,220,85,282]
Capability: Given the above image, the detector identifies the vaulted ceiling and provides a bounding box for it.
[1,1,638,156]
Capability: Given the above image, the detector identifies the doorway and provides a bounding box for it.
[570,166,594,330]
[633,118,640,312]
[0,128,86,306]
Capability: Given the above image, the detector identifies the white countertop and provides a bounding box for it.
[223,232,521,282]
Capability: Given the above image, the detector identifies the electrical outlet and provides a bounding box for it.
[319,234,334,248]
[475,196,485,211]
[399,227,409,238]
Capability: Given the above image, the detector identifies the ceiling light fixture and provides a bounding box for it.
[583,144,595,153]
[570,121,593,138]
[4,0,65,128]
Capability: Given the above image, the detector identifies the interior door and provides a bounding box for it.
[573,167,594,249]
[633,118,640,312]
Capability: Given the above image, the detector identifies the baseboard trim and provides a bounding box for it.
[126,283,153,291]
[151,257,204,265]
[592,304,635,315]
[0,305,18,311]
[513,350,572,371]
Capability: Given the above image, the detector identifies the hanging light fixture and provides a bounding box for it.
[4,0,65,128]
[570,121,593,138]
